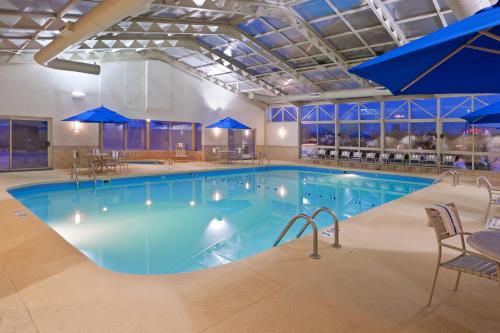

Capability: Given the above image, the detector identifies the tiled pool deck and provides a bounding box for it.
[1,162,499,333]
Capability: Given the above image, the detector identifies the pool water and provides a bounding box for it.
[9,166,432,275]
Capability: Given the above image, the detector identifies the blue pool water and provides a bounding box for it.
[9,166,432,275]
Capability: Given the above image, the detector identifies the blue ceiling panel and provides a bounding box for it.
[293,0,335,21]
[237,18,271,36]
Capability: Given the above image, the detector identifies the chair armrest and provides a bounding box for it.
[440,243,497,261]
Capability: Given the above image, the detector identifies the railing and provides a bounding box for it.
[433,170,459,186]
[89,161,97,187]
[273,213,320,259]
[253,152,271,169]
[296,207,341,249]
[71,162,79,189]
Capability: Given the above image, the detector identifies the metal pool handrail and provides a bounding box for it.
[433,170,459,186]
[273,213,320,259]
[71,162,79,189]
[296,207,341,249]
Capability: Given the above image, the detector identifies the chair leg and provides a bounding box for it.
[485,202,491,222]
[453,271,461,291]
[428,264,440,306]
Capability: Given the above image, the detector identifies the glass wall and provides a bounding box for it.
[103,119,202,151]
[126,120,146,150]
[286,94,500,171]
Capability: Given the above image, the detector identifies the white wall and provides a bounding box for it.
[266,121,298,147]
[0,59,265,148]
[0,63,100,146]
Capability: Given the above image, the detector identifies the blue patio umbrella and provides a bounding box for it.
[206,117,251,130]
[349,3,500,95]
[62,106,131,123]
[460,100,500,124]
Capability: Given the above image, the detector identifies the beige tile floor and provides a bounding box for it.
[0,162,499,333]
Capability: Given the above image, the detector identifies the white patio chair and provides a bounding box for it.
[477,176,500,222]
[425,203,499,306]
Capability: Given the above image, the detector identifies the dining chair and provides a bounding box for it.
[425,203,499,306]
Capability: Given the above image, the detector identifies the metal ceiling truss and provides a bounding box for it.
[367,0,407,45]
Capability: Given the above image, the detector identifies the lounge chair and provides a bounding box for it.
[351,151,363,167]
[391,153,406,171]
[380,152,391,169]
[477,176,500,222]
[425,202,499,306]
[441,155,456,169]
[339,150,351,166]
[328,150,338,162]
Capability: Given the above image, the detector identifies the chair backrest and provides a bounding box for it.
[341,151,350,157]
[366,152,375,159]
[443,155,455,163]
[425,154,436,162]
[212,147,220,154]
[410,154,421,161]
[330,150,337,157]
[380,153,390,160]
[353,152,362,158]
[477,176,494,199]
[91,148,100,155]
[425,203,464,242]
[318,149,326,155]
[394,153,405,160]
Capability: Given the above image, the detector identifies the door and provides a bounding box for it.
[11,119,50,170]
[0,119,9,171]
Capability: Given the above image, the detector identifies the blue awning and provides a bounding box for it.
[62,106,131,123]
[460,100,500,124]
[349,4,500,95]
[206,117,251,130]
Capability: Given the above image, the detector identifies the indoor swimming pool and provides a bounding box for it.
[9,166,433,275]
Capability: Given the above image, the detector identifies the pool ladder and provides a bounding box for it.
[253,152,271,169]
[71,161,97,189]
[433,170,459,186]
[273,207,341,259]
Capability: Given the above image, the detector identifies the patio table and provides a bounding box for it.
[89,153,110,173]
[219,150,235,164]
[467,230,500,262]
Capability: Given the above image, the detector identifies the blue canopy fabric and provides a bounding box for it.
[206,117,251,129]
[62,106,131,123]
[460,100,500,124]
[349,4,500,95]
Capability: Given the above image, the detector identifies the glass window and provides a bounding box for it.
[385,122,409,149]
[384,100,408,120]
[359,101,381,120]
[318,123,335,146]
[283,107,297,121]
[474,95,500,109]
[149,120,171,150]
[103,123,125,150]
[441,96,471,118]
[126,119,146,150]
[300,123,318,144]
[410,122,436,150]
[317,104,335,121]
[360,123,380,148]
[300,105,317,121]
[269,108,282,122]
[339,123,358,147]
[474,125,500,153]
[171,122,193,151]
[339,103,358,121]
[411,98,437,119]
[0,119,9,170]
[442,122,471,151]
[474,155,500,172]
[195,123,202,151]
